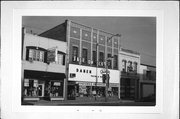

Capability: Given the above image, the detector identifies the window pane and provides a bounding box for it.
[29,49,33,60]
[36,50,40,61]
[82,49,88,64]
[57,54,63,65]
[72,46,78,62]
[113,55,118,69]
[92,51,97,66]
[39,51,44,62]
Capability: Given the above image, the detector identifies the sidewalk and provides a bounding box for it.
[22,96,139,106]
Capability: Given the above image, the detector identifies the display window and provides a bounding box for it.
[24,79,38,97]
[50,81,63,97]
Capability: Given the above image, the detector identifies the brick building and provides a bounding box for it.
[40,20,121,100]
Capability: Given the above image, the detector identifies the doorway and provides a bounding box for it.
[38,84,45,97]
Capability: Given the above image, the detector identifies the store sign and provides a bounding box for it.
[54,82,61,86]
[47,47,57,63]
[92,82,106,87]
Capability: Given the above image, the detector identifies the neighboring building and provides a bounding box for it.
[40,20,121,100]
[119,48,140,101]
[139,64,156,102]
[22,28,67,101]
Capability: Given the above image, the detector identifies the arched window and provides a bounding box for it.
[122,59,127,72]
[127,61,133,72]
[133,62,138,73]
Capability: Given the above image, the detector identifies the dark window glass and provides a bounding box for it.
[127,61,133,72]
[133,62,138,73]
[107,54,112,69]
[113,55,118,69]
[122,60,127,72]
[72,46,78,62]
[92,51,97,66]
[82,48,88,64]
[99,52,104,67]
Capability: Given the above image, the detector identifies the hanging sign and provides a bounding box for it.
[47,47,57,63]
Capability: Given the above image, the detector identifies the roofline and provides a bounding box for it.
[140,63,156,68]
[67,19,121,37]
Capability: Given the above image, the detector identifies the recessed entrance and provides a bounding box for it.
[38,84,44,97]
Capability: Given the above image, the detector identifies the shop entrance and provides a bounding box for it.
[120,78,135,100]
[38,84,44,97]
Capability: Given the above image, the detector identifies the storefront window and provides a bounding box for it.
[50,81,63,97]
[24,79,38,97]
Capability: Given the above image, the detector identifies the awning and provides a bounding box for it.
[24,70,66,80]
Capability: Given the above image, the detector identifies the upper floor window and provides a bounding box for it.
[133,62,138,73]
[127,61,133,72]
[57,53,65,65]
[27,48,44,62]
[107,54,112,69]
[122,60,127,72]
[72,46,78,62]
[99,52,104,67]
[82,48,88,64]
[92,51,97,66]
[113,55,118,69]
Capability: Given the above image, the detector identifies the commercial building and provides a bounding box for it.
[22,28,67,101]
[139,64,156,102]
[119,48,140,100]
[22,19,154,102]
[40,20,121,100]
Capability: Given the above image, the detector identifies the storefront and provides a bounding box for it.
[120,77,139,100]
[67,81,119,100]
[23,70,65,101]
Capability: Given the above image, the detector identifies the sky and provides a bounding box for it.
[22,16,156,66]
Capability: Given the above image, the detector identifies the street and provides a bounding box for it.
[22,96,155,106]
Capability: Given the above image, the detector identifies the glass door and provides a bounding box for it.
[38,84,44,97]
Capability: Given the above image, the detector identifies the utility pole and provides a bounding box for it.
[105,34,121,102]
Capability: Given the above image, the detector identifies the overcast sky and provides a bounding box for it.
[22,16,156,66]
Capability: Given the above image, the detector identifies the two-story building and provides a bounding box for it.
[22,28,67,102]
[119,48,140,101]
[139,64,156,102]
[40,20,121,100]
